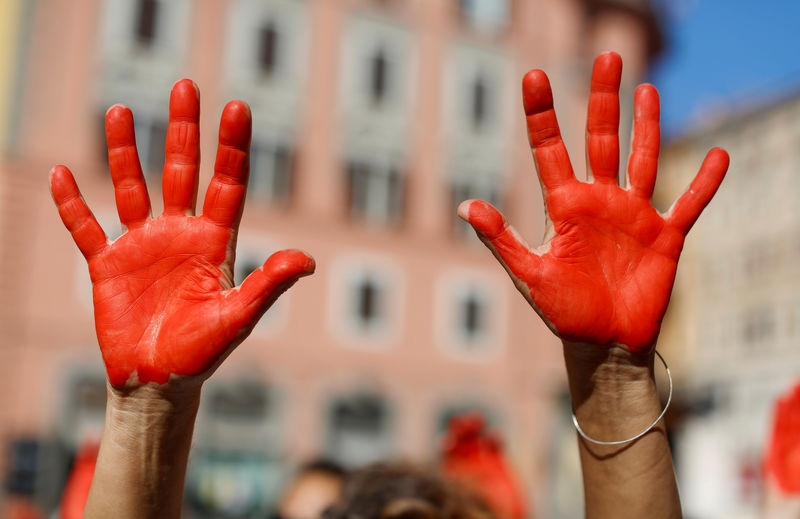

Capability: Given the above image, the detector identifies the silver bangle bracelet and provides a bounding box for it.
[571,349,673,446]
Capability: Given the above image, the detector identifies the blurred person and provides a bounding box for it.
[322,462,492,519]
[441,414,526,519]
[47,51,728,519]
[274,459,345,519]
[763,382,800,518]
[57,438,99,519]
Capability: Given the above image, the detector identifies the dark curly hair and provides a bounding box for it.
[321,462,495,519]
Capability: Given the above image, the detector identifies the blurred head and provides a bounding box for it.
[276,459,346,519]
[322,462,495,519]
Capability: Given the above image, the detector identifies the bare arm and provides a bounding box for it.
[564,344,679,518]
[459,52,729,518]
[50,79,315,519]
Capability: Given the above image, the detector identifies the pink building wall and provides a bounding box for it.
[0,0,660,515]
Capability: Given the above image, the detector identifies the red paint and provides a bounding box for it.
[50,80,315,386]
[765,382,800,494]
[459,52,729,353]
[442,414,526,519]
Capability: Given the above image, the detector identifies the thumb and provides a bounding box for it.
[458,199,541,295]
[223,249,315,330]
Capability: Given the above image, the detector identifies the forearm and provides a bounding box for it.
[563,343,680,519]
[85,382,202,519]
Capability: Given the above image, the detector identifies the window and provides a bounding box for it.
[435,273,504,359]
[6,439,40,495]
[471,72,487,128]
[329,258,403,348]
[742,308,775,347]
[207,380,271,422]
[132,117,167,177]
[458,0,509,33]
[59,374,107,446]
[461,292,484,341]
[250,141,293,203]
[346,158,404,224]
[327,394,392,467]
[72,376,108,413]
[134,0,159,47]
[355,276,382,329]
[258,22,279,76]
[370,47,389,105]
[456,289,489,345]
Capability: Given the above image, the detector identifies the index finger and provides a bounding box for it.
[201,101,252,230]
[49,165,109,259]
[522,69,576,192]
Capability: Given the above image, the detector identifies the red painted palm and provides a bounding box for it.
[459,53,728,352]
[50,80,314,386]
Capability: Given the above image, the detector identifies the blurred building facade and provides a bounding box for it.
[656,93,800,519]
[0,0,659,517]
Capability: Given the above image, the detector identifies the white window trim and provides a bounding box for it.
[326,253,406,351]
[433,268,508,362]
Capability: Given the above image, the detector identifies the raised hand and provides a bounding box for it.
[50,80,315,387]
[458,52,728,353]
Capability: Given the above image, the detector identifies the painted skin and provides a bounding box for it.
[459,52,729,353]
[50,79,315,386]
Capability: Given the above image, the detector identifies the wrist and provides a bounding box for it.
[563,342,655,390]
[105,381,202,446]
[562,342,663,443]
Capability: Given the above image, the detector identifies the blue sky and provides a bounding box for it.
[648,0,800,138]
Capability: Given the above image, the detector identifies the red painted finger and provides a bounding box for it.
[457,199,541,292]
[202,101,252,229]
[49,165,108,259]
[106,105,151,229]
[162,79,201,215]
[224,249,316,329]
[586,52,622,184]
[522,69,575,192]
[667,148,729,234]
[627,84,660,198]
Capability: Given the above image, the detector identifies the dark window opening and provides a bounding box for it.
[462,294,483,339]
[258,22,279,75]
[370,48,388,105]
[6,439,40,495]
[472,74,487,128]
[135,0,158,47]
[332,396,386,431]
[357,278,380,326]
[208,382,270,421]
